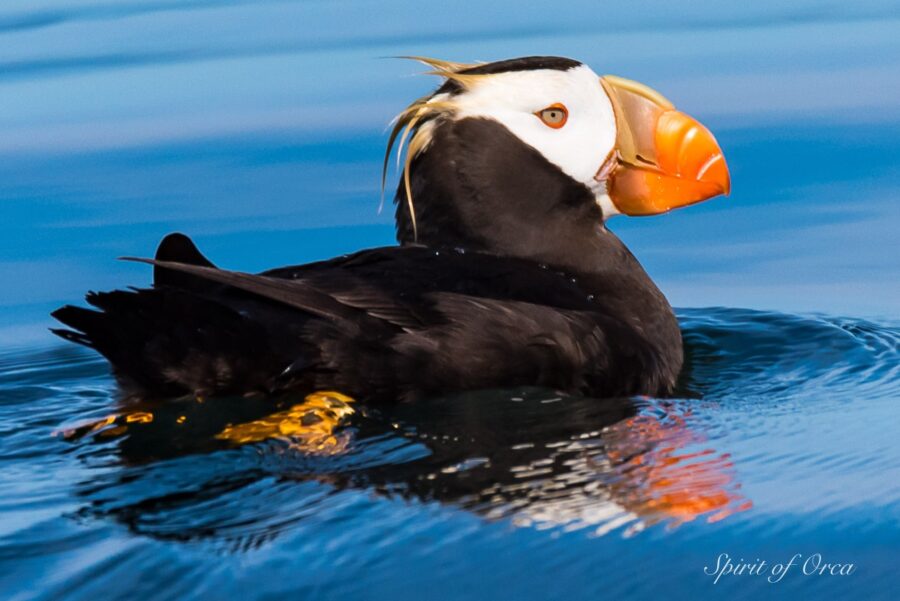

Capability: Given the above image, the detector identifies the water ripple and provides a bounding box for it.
[1,308,898,598]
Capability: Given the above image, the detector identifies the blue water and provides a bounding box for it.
[1,1,899,599]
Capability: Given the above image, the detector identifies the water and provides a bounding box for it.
[1,1,899,599]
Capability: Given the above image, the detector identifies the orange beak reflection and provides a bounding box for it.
[599,75,731,216]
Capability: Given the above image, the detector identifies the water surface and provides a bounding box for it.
[1,1,899,599]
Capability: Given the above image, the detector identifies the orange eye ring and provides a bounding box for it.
[535,103,568,129]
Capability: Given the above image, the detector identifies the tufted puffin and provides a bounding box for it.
[52,56,730,403]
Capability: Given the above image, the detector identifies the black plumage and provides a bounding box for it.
[52,59,683,402]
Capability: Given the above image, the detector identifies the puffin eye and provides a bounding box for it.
[536,103,568,129]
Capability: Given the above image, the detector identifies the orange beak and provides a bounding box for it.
[598,75,730,216]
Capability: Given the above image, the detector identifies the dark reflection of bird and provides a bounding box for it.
[52,56,730,403]
[70,389,748,546]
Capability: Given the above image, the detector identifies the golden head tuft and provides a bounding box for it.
[382,57,488,241]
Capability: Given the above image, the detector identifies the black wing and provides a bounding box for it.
[53,235,666,400]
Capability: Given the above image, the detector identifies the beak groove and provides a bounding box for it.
[599,76,731,216]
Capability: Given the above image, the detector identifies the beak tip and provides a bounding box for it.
[700,150,731,199]
[717,167,731,197]
[720,162,732,197]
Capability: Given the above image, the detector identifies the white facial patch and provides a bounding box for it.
[449,64,617,208]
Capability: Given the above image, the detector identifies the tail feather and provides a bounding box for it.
[51,231,313,396]
[53,286,298,396]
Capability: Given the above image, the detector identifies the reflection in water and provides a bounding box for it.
[36,304,900,554]
[216,391,356,452]
[603,410,750,529]
[59,390,357,454]
[62,384,748,544]
[4,308,898,598]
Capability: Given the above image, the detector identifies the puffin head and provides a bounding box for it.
[387,56,730,263]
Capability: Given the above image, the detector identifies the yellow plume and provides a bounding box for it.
[381,57,488,241]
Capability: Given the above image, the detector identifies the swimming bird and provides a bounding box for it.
[52,56,730,403]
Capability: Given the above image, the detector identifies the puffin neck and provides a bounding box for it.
[393,116,639,277]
